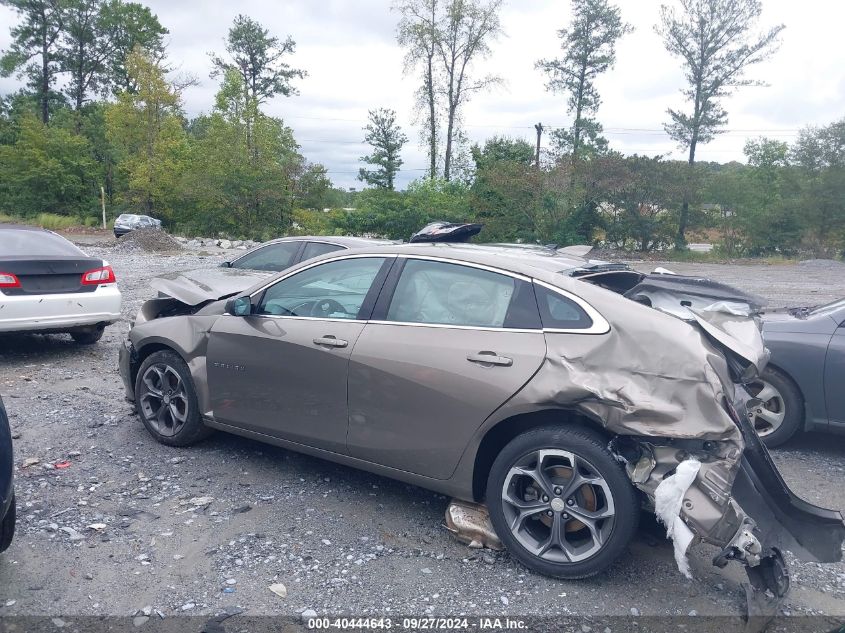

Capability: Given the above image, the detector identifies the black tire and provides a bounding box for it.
[487,425,639,579]
[70,327,104,344]
[135,350,212,447]
[0,494,15,553]
[750,366,804,448]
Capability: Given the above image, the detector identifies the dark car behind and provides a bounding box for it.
[0,394,14,553]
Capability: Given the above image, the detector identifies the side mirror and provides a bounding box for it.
[226,296,252,316]
[219,261,232,268]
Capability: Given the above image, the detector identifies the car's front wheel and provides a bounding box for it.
[747,366,804,448]
[487,425,639,579]
[135,350,212,447]
[0,494,15,553]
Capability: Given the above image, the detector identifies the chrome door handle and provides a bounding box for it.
[467,352,513,367]
[313,336,348,348]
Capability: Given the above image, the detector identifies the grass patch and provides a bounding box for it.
[0,212,94,230]
[649,249,799,265]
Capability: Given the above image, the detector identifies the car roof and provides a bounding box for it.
[0,223,49,232]
[264,235,397,248]
[331,242,605,275]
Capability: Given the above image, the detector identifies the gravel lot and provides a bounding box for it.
[1,241,844,628]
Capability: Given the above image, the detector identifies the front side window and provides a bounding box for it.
[257,257,386,319]
[231,241,301,272]
[386,259,518,328]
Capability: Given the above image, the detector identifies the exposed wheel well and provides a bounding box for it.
[471,409,611,502]
[131,342,180,390]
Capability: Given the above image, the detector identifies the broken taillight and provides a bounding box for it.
[0,272,21,288]
[81,265,116,285]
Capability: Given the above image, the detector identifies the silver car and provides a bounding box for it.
[118,243,844,597]
[114,213,162,238]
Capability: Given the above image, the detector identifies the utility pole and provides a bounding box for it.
[534,123,544,168]
[100,186,107,229]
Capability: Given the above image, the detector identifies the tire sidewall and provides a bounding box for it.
[487,425,639,580]
[757,367,803,448]
[0,494,15,553]
[135,350,205,446]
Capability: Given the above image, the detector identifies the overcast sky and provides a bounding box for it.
[2,0,843,189]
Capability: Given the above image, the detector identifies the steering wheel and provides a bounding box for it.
[310,298,348,318]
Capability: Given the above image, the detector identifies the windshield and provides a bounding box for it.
[0,228,85,257]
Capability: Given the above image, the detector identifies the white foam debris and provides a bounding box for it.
[654,459,701,579]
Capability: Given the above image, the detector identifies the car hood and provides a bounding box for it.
[150,267,273,306]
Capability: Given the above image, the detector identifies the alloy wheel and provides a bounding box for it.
[139,363,190,437]
[501,449,616,564]
[747,379,786,437]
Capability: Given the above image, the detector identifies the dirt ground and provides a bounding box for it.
[1,244,844,629]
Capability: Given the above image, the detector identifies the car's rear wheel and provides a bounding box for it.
[487,425,639,579]
[0,494,16,553]
[70,326,104,344]
[135,350,212,446]
[747,366,803,448]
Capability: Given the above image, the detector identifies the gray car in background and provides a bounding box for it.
[118,242,844,596]
[113,213,162,238]
[752,299,845,446]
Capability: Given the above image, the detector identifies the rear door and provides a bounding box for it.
[206,255,392,453]
[347,257,546,479]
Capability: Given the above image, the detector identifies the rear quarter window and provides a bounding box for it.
[534,284,593,330]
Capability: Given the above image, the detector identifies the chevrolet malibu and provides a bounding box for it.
[119,243,844,593]
[0,225,122,343]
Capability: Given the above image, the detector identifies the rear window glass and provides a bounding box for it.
[0,228,85,257]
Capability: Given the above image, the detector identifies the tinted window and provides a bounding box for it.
[0,229,85,257]
[534,284,593,330]
[387,259,517,328]
[231,241,301,272]
[301,241,346,260]
[258,257,386,319]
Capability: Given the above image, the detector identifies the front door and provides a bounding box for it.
[347,258,547,479]
[207,256,390,453]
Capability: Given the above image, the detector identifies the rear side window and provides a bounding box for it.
[231,241,301,272]
[534,284,593,330]
[387,259,522,328]
[301,241,345,261]
[0,229,84,257]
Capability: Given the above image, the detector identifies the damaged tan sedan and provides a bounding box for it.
[119,243,845,598]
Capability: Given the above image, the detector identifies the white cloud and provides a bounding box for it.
[2,0,843,188]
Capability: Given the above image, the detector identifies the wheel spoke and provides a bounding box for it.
[755,383,779,404]
[537,512,567,558]
[756,407,785,427]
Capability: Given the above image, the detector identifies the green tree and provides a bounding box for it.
[182,69,303,237]
[0,111,95,216]
[536,0,632,161]
[657,0,784,248]
[358,108,408,190]
[790,119,845,253]
[395,0,439,180]
[210,15,306,106]
[470,137,544,241]
[105,48,188,219]
[297,163,333,210]
[0,0,66,124]
[396,0,504,181]
[59,0,168,109]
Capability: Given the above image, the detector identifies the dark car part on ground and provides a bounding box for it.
[119,243,844,599]
[0,395,15,553]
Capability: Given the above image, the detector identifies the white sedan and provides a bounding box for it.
[0,224,121,344]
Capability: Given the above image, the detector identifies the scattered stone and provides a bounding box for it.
[268,583,287,599]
